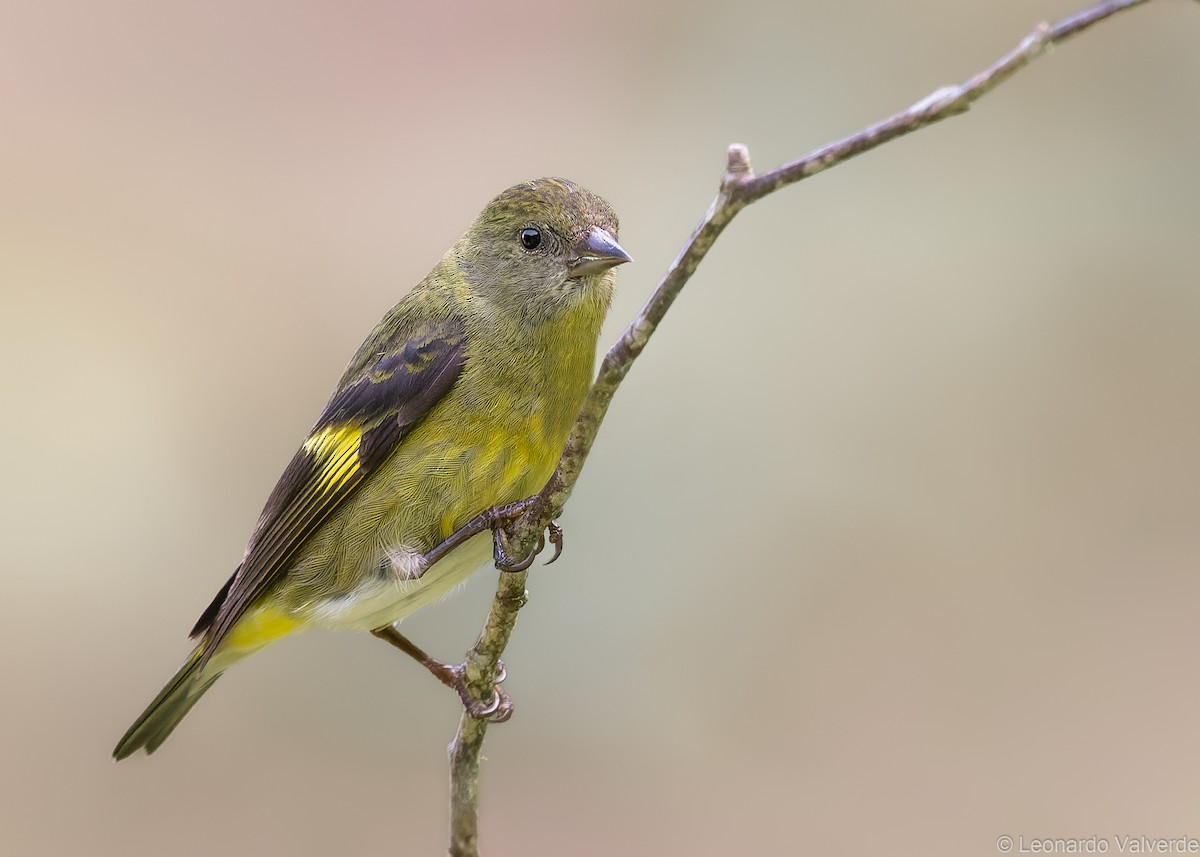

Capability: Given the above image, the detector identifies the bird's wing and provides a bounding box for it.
[191,317,467,664]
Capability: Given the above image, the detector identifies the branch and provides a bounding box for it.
[446,569,526,857]
[539,0,1160,525]
[442,0,1182,853]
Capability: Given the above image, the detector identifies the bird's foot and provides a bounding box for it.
[445,660,514,723]
[370,625,512,722]
[491,506,565,572]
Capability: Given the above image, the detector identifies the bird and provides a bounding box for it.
[113,177,631,759]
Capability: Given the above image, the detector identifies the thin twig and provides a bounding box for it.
[439,0,1178,853]
[446,570,526,857]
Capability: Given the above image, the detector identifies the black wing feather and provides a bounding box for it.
[192,317,467,663]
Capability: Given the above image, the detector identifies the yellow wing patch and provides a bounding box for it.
[304,425,364,493]
[193,318,467,665]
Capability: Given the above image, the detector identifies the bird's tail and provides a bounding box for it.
[114,606,303,759]
[112,647,223,759]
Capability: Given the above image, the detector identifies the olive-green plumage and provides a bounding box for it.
[113,178,630,759]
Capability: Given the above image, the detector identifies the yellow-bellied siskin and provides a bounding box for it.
[114,178,630,759]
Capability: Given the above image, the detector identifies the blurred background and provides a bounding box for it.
[2,0,1199,854]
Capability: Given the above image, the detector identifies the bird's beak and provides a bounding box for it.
[567,227,633,278]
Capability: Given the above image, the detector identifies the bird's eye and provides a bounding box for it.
[519,226,542,250]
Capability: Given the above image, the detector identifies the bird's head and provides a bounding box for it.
[458,178,631,322]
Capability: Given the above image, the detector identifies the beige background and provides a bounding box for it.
[3,1,1199,854]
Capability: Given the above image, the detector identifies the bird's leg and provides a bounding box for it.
[422,494,535,573]
[423,497,536,571]
[422,496,566,574]
[370,625,513,722]
[422,494,566,573]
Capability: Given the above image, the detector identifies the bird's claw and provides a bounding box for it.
[544,520,563,565]
[448,660,513,723]
[493,528,538,572]
[491,515,565,572]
